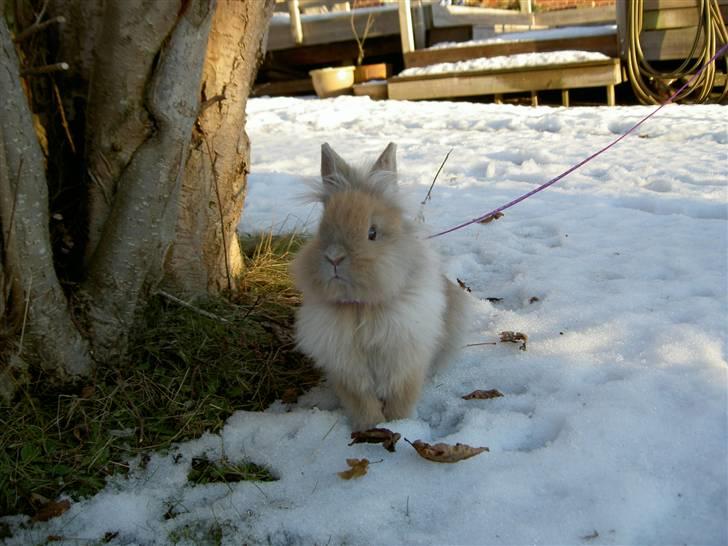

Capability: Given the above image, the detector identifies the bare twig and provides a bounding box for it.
[156,290,231,323]
[13,15,65,43]
[199,93,225,114]
[202,132,232,292]
[4,158,23,251]
[421,148,453,205]
[18,274,33,356]
[350,12,376,66]
[20,62,69,76]
[51,79,76,154]
[465,341,497,348]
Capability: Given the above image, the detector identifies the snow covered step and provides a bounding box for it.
[388,54,622,106]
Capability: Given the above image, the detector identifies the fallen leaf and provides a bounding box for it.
[406,439,488,463]
[529,296,540,304]
[349,428,401,452]
[337,458,369,480]
[281,387,298,404]
[32,499,71,522]
[581,530,599,541]
[478,212,504,224]
[462,389,504,400]
[500,331,528,351]
[485,297,503,303]
[456,278,472,293]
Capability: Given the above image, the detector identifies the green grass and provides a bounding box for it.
[0,233,318,518]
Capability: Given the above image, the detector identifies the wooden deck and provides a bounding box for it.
[388,58,623,106]
[404,32,619,69]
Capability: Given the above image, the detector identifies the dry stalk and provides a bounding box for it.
[156,289,230,324]
[350,11,376,66]
[202,131,232,292]
[422,148,453,205]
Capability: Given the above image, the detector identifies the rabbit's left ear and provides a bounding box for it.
[370,142,397,175]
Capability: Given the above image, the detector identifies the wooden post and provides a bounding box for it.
[607,84,615,106]
[530,90,538,106]
[561,89,569,107]
[398,0,415,54]
[494,93,503,104]
[288,0,303,45]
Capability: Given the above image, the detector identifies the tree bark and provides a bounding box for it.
[0,16,92,378]
[164,0,274,294]
[82,0,215,362]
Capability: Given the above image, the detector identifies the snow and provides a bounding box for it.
[4,97,727,545]
[398,50,611,77]
[429,24,618,50]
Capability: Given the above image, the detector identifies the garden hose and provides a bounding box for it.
[626,0,728,104]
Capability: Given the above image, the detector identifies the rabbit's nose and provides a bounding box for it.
[324,245,346,267]
[325,253,346,267]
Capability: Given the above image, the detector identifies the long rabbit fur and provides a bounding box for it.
[291,143,470,430]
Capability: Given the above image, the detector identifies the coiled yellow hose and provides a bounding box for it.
[625,0,728,104]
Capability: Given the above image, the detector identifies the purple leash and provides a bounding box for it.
[428,42,728,240]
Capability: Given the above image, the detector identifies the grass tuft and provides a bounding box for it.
[0,233,318,518]
[188,456,276,485]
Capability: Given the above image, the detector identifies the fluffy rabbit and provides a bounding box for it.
[291,143,470,431]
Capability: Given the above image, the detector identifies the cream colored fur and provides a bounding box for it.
[291,143,470,430]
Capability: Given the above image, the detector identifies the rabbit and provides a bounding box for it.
[291,142,471,431]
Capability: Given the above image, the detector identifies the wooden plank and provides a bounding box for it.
[641,7,699,30]
[289,0,304,45]
[398,0,415,54]
[431,4,533,28]
[642,0,697,8]
[252,78,314,97]
[534,5,616,27]
[268,6,402,50]
[404,33,618,68]
[639,27,706,60]
[427,26,472,47]
[388,59,622,100]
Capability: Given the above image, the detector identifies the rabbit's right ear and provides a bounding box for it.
[321,143,349,189]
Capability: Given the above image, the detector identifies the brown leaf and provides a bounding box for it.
[406,439,488,463]
[349,428,401,452]
[499,331,528,351]
[337,458,369,480]
[32,499,71,522]
[478,212,504,224]
[80,385,95,399]
[456,278,472,293]
[281,388,298,404]
[462,389,504,400]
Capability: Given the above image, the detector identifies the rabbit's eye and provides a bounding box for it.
[368,225,377,241]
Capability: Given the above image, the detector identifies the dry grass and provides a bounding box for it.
[0,232,318,518]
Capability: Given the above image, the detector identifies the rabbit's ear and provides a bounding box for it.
[370,142,397,176]
[321,143,349,185]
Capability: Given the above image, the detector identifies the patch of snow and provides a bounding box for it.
[429,24,618,50]
[3,97,726,545]
[398,50,611,77]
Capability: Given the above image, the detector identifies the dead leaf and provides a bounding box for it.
[528,296,540,304]
[281,388,298,404]
[456,278,472,293]
[337,458,369,480]
[349,428,401,452]
[499,331,528,351]
[581,530,599,541]
[32,499,71,522]
[485,297,503,303]
[80,385,95,399]
[478,212,504,224]
[462,389,504,400]
[406,439,488,463]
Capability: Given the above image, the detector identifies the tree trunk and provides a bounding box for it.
[81,0,215,362]
[1,0,268,383]
[0,16,92,378]
[164,0,274,294]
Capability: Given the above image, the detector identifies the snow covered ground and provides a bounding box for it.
[5,97,727,545]
[398,50,611,77]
